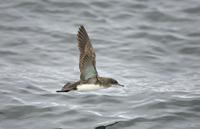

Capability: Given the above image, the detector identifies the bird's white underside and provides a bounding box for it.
[77,84,103,91]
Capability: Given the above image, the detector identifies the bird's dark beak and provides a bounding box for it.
[117,83,124,87]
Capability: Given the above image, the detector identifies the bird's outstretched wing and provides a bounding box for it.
[77,25,98,81]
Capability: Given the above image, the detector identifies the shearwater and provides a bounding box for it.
[57,25,123,92]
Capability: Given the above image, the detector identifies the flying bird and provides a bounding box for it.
[57,25,123,92]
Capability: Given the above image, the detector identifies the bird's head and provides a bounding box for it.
[109,78,124,87]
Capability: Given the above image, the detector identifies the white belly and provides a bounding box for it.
[77,84,103,91]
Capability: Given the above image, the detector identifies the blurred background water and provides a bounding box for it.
[0,0,200,129]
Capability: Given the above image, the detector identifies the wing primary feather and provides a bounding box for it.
[77,25,98,81]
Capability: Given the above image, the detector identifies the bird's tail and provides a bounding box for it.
[56,82,76,92]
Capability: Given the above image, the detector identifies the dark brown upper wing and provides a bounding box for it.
[77,25,98,81]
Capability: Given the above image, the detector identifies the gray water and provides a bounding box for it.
[0,0,200,129]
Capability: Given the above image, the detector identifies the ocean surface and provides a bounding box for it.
[0,0,200,129]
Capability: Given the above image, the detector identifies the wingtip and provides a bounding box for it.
[79,25,85,29]
[56,90,71,93]
[56,90,63,92]
[77,25,89,43]
[77,25,84,35]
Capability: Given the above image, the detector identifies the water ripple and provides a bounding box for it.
[0,0,200,129]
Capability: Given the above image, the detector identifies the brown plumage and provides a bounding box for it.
[57,25,123,92]
[77,25,98,81]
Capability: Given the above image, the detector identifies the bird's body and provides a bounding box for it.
[57,26,123,92]
[77,84,102,91]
